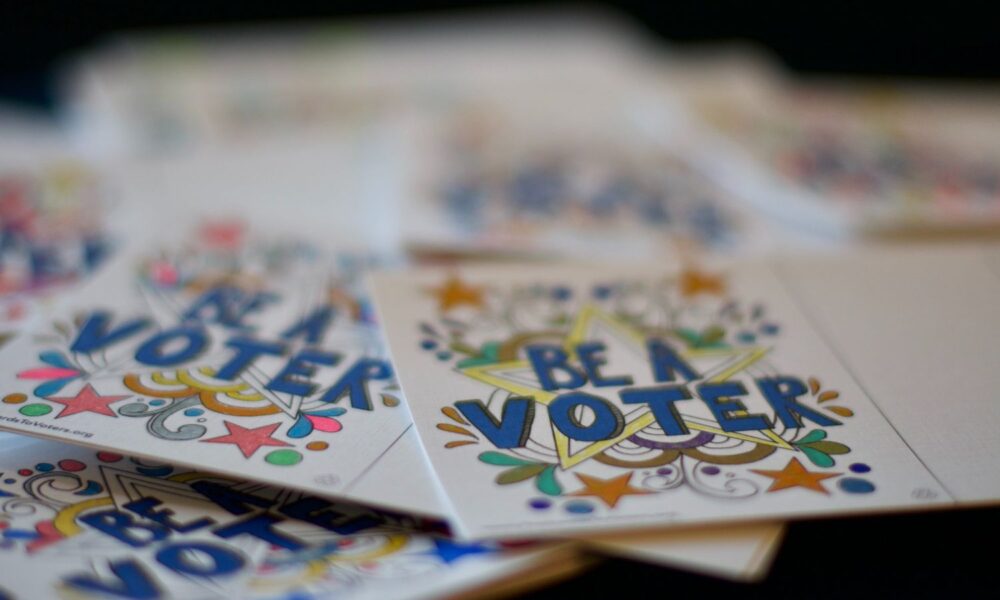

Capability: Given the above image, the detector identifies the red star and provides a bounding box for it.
[201,421,291,458]
[47,384,129,418]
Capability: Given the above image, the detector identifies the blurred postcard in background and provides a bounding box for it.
[63,10,649,157]
[0,108,122,340]
[660,65,1000,237]
[395,93,778,261]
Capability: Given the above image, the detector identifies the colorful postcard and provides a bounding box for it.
[0,433,572,600]
[371,259,964,538]
[0,222,451,518]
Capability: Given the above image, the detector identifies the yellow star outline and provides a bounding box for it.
[460,304,792,470]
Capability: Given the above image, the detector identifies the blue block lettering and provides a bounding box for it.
[455,397,535,449]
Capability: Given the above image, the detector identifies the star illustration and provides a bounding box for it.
[752,458,841,495]
[569,473,652,508]
[679,269,726,298]
[460,304,788,469]
[201,421,291,458]
[425,538,494,564]
[426,275,486,312]
[47,384,129,419]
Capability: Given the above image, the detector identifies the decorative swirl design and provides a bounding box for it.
[638,455,761,500]
[679,442,777,465]
[0,497,57,521]
[124,371,280,417]
[23,472,90,506]
[176,368,266,401]
[123,373,195,398]
[119,395,208,440]
[595,448,679,468]
[640,466,685,492]
[600,433,776,470]
[197,389,280,417]
[628,431,714,450]
[683,457,760,499]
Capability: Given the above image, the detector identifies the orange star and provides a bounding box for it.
[679,269,726,298]
[752,458,841,495]
[569,473,652,508]
[426,275,486,312]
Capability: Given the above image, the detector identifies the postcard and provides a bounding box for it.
[0,221,449,517]
[370,251,987,538]
[0,433,571,600]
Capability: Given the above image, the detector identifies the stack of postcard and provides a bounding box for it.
[1,9,999,600]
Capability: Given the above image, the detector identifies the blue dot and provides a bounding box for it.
[35,463,54,472]
[656,467,673,475]
[149,399,166,407]
[436,351,452,361]
[702,466,720,476]
[839,478,875,494]
[849,463,871,474]
[759,322,780,335]
[738,331,756,343]
[136,466,173,478]
[3,478,14,484]
[529,498,551,510]
[592,285,613,300]
[183,408,204,417]
[564,500,594,514]
[420,339,438,350]
[551,287,572,301]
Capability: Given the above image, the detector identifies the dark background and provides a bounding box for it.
[2,1,998,597]
[2,1,1000,109]
[528,507,1000,598]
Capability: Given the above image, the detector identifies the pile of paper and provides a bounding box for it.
[1,10,998,599]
